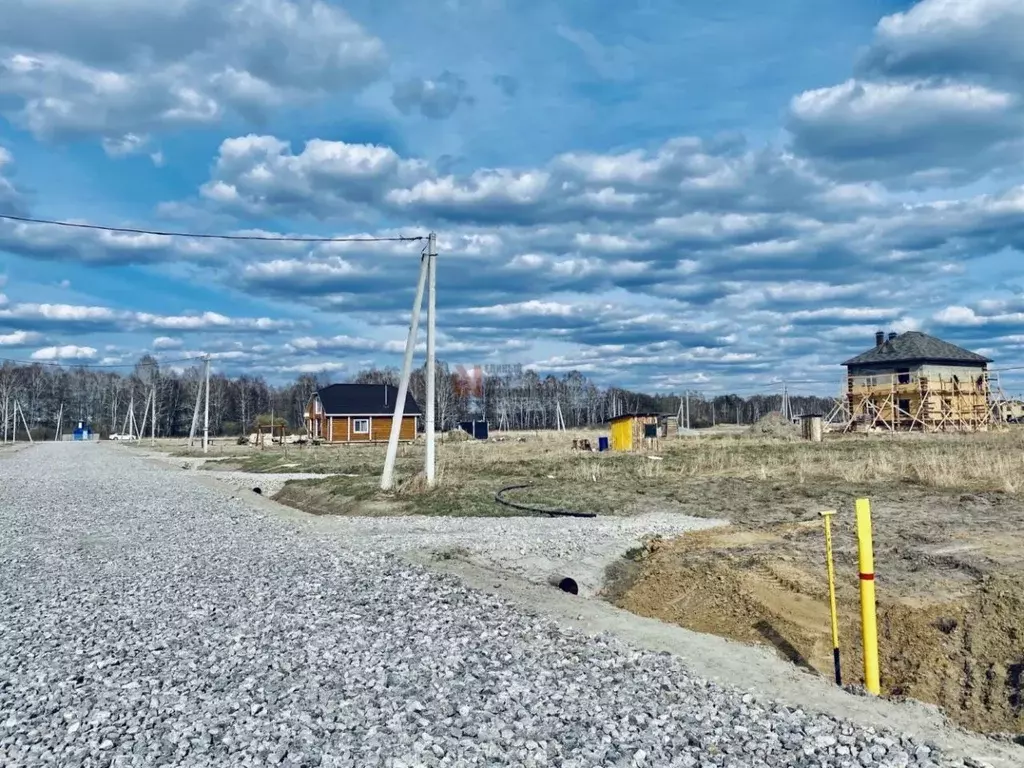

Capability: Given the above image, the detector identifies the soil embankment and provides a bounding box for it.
[608,509,1024,736]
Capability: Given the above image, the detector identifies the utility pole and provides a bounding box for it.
[381,251,428,491]
[425,232,437,487]
[16,401,32,443]
[203,355,211,454]
[54,403,63,441]
[151,384,156,445]
[188,370,202,447]
[685,391,690,430]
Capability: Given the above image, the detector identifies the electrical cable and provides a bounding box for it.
[0,214,426,243]
[0,355,209,370]
[494,483,597,519]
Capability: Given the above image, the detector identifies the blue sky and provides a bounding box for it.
[2,0,1024,396]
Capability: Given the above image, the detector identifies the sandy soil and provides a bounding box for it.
[608,478,1024,737]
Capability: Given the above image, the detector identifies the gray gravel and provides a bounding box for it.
[0,443,978,767]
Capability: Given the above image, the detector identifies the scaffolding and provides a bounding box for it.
[841,370,1006,433]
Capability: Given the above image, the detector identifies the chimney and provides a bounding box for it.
[888,331,897,342]
[384,386,388,407]
[875,330,885,347]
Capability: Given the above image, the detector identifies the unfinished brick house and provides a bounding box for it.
[842,330,992,432]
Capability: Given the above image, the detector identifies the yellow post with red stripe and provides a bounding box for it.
[819,510,842,686]
[855,498,881,695]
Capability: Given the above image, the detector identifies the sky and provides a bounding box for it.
[2,0,1024,397]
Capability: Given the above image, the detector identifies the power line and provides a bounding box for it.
[0,214,426,243]
[0,355,209,370]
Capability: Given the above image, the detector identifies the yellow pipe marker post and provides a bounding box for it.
[819,510,842,686]
[855,498,881,695]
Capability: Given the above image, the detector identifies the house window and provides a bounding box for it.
[353,419,370,434]
[897,368,911,385]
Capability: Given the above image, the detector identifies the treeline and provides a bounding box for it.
[0,357,833,440]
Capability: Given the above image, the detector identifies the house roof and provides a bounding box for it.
[315,383,422,415]
[607,412,664,422]
[842,331,991,367]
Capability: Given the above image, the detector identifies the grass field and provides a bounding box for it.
[146,425,1024,735]
[162,425,1024,515]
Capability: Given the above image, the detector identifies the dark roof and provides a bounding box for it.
[842,331,991,367]
[315,384,422,415]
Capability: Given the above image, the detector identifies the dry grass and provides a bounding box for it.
[142,427,1024,516]
[675,431,1024,491]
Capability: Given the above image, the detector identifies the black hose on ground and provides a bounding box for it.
[494,484,597,519]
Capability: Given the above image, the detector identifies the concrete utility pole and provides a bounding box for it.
[425,231,437,487]
[188,371,202,447]
[203,355,211,454]
[381,251,429,491]
[151,384,156,445]
[685,391,690,430]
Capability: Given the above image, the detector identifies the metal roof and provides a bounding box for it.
[314,384,422,416]
[842,331,991,367]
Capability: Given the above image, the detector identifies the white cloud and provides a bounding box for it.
[0,0,388,141]
[30,345,97,360]
[0,330,42,346]
[788,79,1022,186]
[152,336,184,350]
[200,134,429,216]
[863,0,1024,85]
[0,302,296,333]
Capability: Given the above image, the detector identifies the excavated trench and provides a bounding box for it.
[607,524,1024,737]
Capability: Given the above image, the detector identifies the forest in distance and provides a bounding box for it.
[0,356,834,440]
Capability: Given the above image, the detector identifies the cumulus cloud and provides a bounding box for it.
[860,0,1024,86]
[30,345,98,361]
[199,134,429,217]
[0,0,388,141]
[0,146,26,216]
[392,71,474,119]
[203,131,874,226]
[788,0,1024,187]
[152,336,184,350]
[0,302,295,334]
[0,330,42,346]
[788,79,1022,186]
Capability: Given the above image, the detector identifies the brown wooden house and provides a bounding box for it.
[304,384,421,443]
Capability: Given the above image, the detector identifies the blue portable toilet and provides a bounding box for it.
[73,421,91,441]
[598,436,609,452]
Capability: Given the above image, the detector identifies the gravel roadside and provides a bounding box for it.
[0,443,985,767]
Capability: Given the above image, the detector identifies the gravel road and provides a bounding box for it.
[0,444,977,767]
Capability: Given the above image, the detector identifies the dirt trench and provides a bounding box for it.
[607,524,1024,737]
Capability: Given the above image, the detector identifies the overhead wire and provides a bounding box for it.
[0,214,426,243]
[0,355,210,370]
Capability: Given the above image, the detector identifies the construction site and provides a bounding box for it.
[5,324,1024,758]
